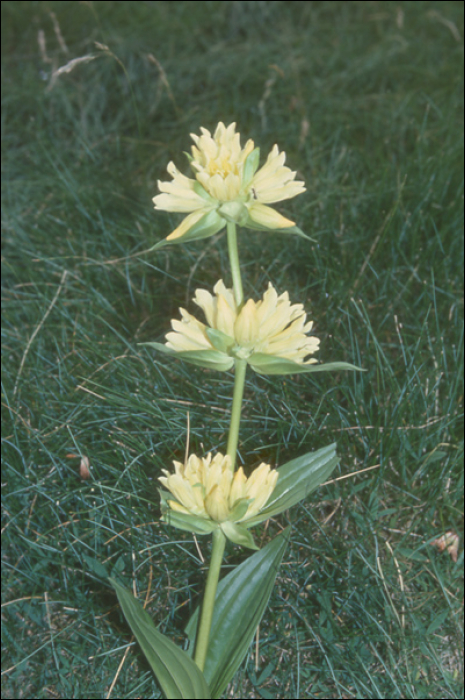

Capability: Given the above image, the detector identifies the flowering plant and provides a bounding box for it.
[109,122,363,699]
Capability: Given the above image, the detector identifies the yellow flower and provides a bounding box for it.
[159,452,278,525]
[152,122,306,245]
[165,280,320,370]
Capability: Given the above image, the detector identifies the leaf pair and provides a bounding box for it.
[142,341,363,377]
[185,527,291,698]
[109,528,289,699]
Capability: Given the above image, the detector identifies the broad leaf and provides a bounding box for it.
[109,578,211,699]
[245,442,339,527]
[185,528,290,699]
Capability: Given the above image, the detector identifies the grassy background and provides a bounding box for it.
[1,1,463,698]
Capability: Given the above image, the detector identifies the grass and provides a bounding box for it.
[1,1,463,698]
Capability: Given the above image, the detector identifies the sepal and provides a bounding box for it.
[205,327,235,354]
[220,521,259,550]
[242,147,261,185]
[159,489,218,535]
[239,208,314,240]
[149,209,224,250]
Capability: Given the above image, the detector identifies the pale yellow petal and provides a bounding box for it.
[255,181,306,204]
[165,332,204,353]
[193,288,216,327]
[247,470,278,515]
[257,304,296,340]
[259,309,304,342]
[204,454,223,494]
[213,280,236,311]
[216,293,237,337]
[245,463,272,498]
[153,191,207,213]
[205,484,230,522]
[247,202,295,229]
[229,467,247,506]
[255,284,279,326]
[234,299,258,346]
[167,500,192,515]
[166,312,211,351]
[172,460,184,477]
[165,474,200,513]
[154,161,209,213]
[249,144,306,203]
[240,139,255,163]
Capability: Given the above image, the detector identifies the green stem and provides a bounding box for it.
[226,358,247,472]
[194,528,226,672]
[227,221,243,307]
[193,224,247,672]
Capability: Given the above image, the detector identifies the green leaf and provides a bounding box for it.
[248,354,364,375]
[220,521,258,550]
[149,209,225,250]
[426,608,450,635]
[185,528,291,699]
[82,554,109,579]
[140,342,234,371]
[273,224,315,240]
[245,443,339,527]
[109,578,211,699]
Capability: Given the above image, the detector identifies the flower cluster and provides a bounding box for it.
[159,452,278,525]
[158,280,320,373]
[152,121,306,245]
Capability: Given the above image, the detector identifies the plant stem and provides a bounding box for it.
[226,358,247,472]
[194,528,226,672]
[227,221,243,307]
[193,224,246,672]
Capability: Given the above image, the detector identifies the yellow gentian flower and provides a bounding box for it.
[152,122,306,246]
[159,452,278,525]
[164,280,320,371]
